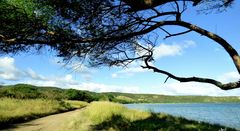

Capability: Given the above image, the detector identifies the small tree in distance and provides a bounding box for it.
[0,0,239,90]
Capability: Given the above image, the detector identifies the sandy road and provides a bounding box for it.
[3,109,83,131]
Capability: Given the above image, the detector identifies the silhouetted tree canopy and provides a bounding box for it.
[0,0,239,90]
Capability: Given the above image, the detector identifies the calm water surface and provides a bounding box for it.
[124,103,240,130]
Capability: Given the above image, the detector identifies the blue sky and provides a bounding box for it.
[0,2,240,96]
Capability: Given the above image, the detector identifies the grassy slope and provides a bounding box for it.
[63,101,236,131]
[0,98,88,129]
[1,84,240,103]
[105,92,240,103]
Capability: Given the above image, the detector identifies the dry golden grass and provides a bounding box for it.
[0,98,87,128]
[63,101,234,131]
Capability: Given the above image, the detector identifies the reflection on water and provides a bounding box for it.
[125,103,240,129]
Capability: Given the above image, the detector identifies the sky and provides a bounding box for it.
[0,2,240,96]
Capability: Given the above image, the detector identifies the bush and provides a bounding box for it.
[65,89,96,102]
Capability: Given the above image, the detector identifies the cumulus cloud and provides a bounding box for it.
[24,74,79,88]
[112,67,147,78]
[153,40,196,59]
[0,57,24,80]
[151,82,240,96]
[0,57,137,93]
[1,57,239,96]
[0,57,48,81]
[112,41,196,78]
[24,78,139,93]
[153,44,182,59]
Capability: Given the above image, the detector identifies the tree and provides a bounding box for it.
[0,0,239,90]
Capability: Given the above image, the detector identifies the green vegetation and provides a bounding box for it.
[104,92,240,103]
[1,84,240,104]
[0,82,238,130]
[0,98,87,128]
[64,101,235,131]
[0,84,98,102]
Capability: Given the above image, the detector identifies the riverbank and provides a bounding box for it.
[1,100,236,130]
[63,101,235,131]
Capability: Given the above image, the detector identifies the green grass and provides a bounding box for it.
[63,101,236,131]
[0,84,98,102]
[0,98,87,128]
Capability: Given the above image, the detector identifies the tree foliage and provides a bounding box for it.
[0,0,239,90]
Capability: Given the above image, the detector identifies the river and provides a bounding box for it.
[124,103,240,130]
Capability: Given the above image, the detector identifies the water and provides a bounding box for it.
[124,103,240,130]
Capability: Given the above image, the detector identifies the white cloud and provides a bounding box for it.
[0,57,24,80]
[153,40,196,59]
[155,82,221,96]
[0,57,50,81]
[1,57,240,96]
[24,74,79,88]
[142,81,240,96]
[111,61,150,78]
[25,68,46,80]
[0,57,137,93]
[153,43,182,59]
[24,78,139,93]
[182,40,196,48]
[218,71,240,83]
[112,41,196,78]
[57,74,79,85]
[117,67,146,74]
[73,83,139,93]
[111,67,146,78]
[148,71,240,96]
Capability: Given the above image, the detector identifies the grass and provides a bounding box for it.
[0,98,87,129]
[64,100,88,109]
[63,101,236,131]
[105,93,240,103]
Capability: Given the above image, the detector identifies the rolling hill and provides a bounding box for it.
[1,84,240,103]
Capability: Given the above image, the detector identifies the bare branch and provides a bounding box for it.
[164,76,170,83]
[142,54,240,90]
[123,0,198,12]
[164,29,192,39]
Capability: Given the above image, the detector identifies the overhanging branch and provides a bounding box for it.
[142,55,240,90]
[8,20,240,74]
[164,29,192,39]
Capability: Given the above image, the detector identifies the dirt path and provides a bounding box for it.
[3,109,83,131]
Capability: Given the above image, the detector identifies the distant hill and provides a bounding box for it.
[0,84,240,103]
[0,84,99,102]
